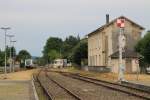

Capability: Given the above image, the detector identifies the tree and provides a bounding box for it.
[62,35,80,59]
[6,46,16,59]
[71,38,87,66]
[48,50,60,62]
[16,50,31,67]
[135,31,150,73]
[43,37,63,63]
[42,35,81,63]
[0,47,16,66]
[0,50,5,66]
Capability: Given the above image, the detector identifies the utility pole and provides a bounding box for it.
[6,34,14,72]
[11,40,16,72]
[1,27,11,79]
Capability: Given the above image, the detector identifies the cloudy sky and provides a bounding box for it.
[0,0,149,56]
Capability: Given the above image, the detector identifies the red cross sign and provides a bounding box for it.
[117,18,125,28]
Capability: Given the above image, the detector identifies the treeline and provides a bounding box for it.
[41,35,88,66]
[0,46,16,66]
[135,30,150,73]
[0,46,31,67]
[0,35,87,67]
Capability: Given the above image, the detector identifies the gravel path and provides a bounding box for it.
[0,80,35,100]
[47,72,145,100]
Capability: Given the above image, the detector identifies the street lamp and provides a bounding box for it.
[6,34,14,72]
[10,40,16,72]
[1,27,11,78]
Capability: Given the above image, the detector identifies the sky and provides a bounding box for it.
[0,0,149,56]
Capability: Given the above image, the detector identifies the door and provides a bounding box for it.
[126,59,132,73]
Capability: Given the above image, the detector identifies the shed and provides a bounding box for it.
[110,50,140,73]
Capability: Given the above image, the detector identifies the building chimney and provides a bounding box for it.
[106,14,109,24]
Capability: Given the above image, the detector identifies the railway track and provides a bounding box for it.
[35,68,150,100]
[48,70,150,93]
[36,68,82,100]
[56,71,150,100]
[34,69,52,100]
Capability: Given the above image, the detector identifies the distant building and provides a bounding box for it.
[88,15,145,73]
[53,59,67,68]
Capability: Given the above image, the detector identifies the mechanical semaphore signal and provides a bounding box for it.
[117,18,125,28]
[117,18,126,82]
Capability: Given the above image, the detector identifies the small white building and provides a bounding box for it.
[53,59,67,68]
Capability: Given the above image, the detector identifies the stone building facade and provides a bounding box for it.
[88,15,144,73]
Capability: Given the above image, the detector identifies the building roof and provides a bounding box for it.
[88,16,145,37]
[110,49,140,59]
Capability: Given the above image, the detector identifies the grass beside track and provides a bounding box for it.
[49,67,150,84]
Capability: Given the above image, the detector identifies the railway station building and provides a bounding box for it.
[87,15,145,73]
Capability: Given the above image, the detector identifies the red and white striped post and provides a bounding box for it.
[116,18,126,81]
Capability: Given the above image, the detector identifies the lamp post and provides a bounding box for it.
[6,34,14,72]
[10,40,16,72]
[1,27,11,78]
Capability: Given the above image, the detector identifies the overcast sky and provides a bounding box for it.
[0,0,149,56]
